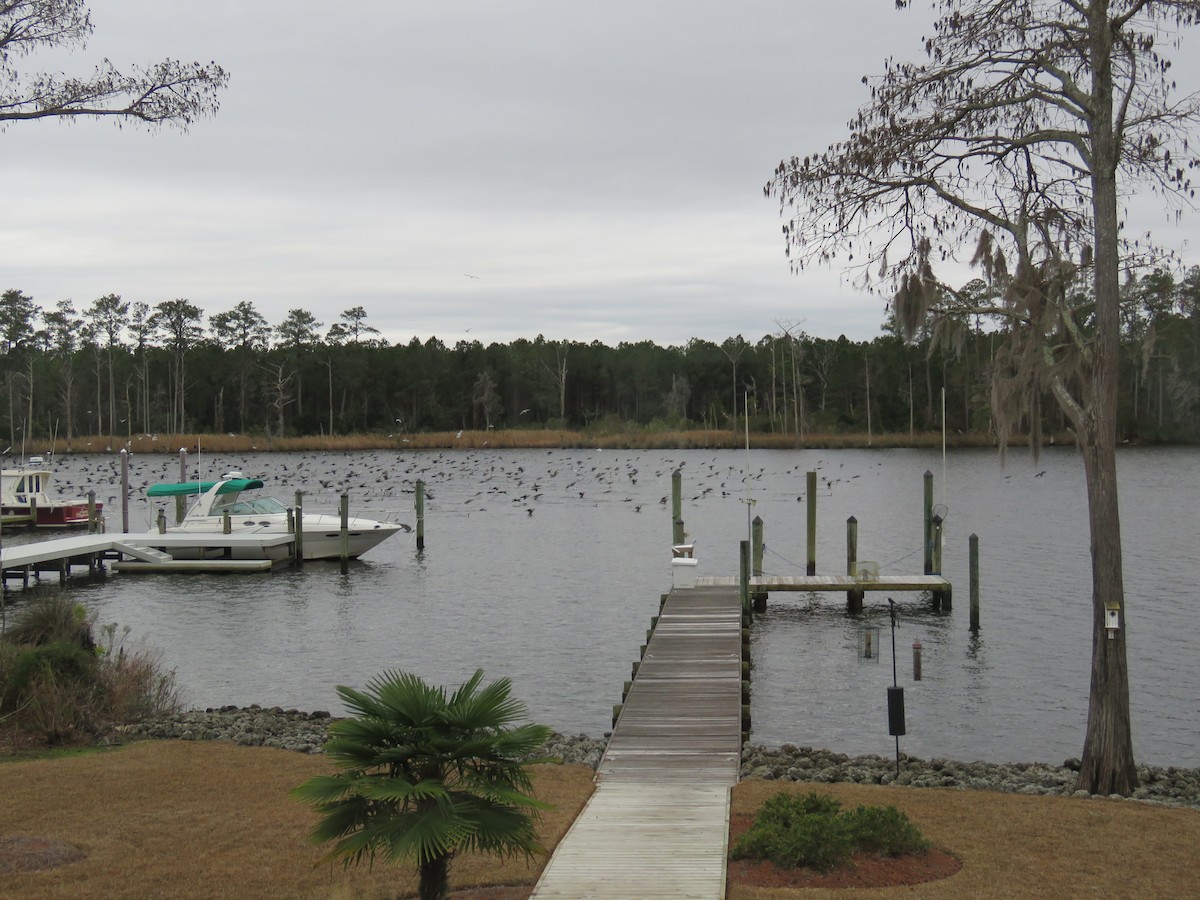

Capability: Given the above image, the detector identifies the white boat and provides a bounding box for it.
[1,456,104,528]
[146,474,402,561]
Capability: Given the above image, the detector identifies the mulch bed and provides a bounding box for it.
[724,812,962,891]
[0,835,87,875]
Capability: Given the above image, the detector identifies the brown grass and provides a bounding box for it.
[0,741,595,899]
[1,743,1197,898]
[729,779,1200,899]
[53,428,1058,455]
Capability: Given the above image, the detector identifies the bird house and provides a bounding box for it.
[858,622,882,663]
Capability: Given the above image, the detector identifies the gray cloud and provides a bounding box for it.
[5,1,1196,347]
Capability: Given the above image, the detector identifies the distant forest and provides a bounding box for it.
[2,267,1197,446]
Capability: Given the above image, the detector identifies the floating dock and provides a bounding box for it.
[0,532,296,585]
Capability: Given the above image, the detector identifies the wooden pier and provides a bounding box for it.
[700,573,952,593]
[531,584,743,898]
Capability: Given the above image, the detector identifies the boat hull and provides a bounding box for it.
[162,514,400,561]
[1,501,103,528]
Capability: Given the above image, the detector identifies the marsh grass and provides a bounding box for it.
[57,428,1058,456]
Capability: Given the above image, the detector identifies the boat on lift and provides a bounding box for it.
[145,473,401,561]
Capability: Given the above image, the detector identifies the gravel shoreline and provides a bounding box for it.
[117,707,1200,810]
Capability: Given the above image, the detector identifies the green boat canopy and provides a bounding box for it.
[146,478,264,497]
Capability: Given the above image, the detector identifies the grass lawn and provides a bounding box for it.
[1,741,1196,898]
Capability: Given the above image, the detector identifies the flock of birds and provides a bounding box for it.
[23,448,1050,533]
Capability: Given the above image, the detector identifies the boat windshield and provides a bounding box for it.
[208,493,290,517]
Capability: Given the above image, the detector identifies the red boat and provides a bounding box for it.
[1,458,103,528]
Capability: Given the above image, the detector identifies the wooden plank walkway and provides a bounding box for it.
[531,585,743,899]
[698,573,951,593]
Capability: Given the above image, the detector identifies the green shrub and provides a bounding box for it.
[1,599,181,746]
[3,594,95,650]
[1,640,98,714]
[843,803,931,856]
[732,790,930,873]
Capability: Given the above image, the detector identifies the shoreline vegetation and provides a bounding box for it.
[32,427,1089,456]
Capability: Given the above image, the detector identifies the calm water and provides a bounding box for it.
[7,445,1198,766]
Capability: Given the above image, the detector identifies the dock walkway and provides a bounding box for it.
[699,573,951,593]
[531,585,743,899]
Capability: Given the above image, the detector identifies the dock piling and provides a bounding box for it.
[176,448,187,525]
[923,470,934,575]
[846,515,863,613]
[294,490,304,566]
[969,533,980,631]
[751,516,766,613]
[339,492,350,574]
[806,470,817,575]
[120,448,130,533]
[931,514,950,609]
[415,480,426,550]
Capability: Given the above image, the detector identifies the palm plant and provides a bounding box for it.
[292,668,552,900]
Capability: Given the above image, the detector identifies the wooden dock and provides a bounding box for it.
[699,573,952,593]
[531,585,743,899]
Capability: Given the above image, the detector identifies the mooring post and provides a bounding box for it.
[339,492,350,574]
[294,490,304,567]
[846,515,863,614]
[923,470,934,575]
[86,491,97,533]
[30,495,38,528]
[671,467,682,518]
[912,640,923,680]
[222,510,231,535]
[415,480,426,550]
[177,448,188,525]
[969,532,980,631]
[751,516,764,575]
[751,515,767,613]
[932,513,950,609]
[157,509,166,534]
[806,470,817,575]
[120,448,130,533]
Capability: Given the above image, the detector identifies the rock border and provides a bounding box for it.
[740,744,1200,809]
[114,708,1200,809]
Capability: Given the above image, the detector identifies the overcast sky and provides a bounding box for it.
[4,1,1198,349]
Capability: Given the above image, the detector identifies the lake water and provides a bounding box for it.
[6,445,1198,767]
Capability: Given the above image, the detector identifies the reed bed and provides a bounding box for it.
[44,428,1062,456]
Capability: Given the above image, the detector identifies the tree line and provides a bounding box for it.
[1,268,1196,446]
